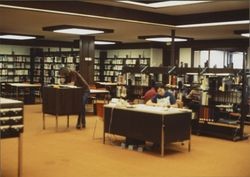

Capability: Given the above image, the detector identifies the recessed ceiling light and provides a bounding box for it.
[54,28,104,35]
[145,37,187,42]
[241,33,249,37]
[0,34,37,40]
[94,41,116,45]
[43,25,114,35]
[119,1,210,8]
[177,20,250,28]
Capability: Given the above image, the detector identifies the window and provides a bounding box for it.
[200,50,209,67]
[232,52,243,69]
[209,50,224,68]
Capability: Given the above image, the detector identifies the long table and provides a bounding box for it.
[90,89,110,103]
[7,83,41,103]
[104,104,192,156]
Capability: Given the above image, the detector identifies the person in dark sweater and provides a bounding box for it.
[59,67,90,129]
[146,83,177,107]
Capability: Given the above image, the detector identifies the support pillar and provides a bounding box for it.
[79,36,95,85]
[170,29,176,66]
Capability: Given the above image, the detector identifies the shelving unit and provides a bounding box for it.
[94,58,100,82]
[0,54,31,83]
[246,72,250,125]
[0,97,24,177]
[102,56,150,82]
[43,51,80,84]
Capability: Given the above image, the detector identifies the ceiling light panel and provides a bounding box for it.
[94,41,116,45]
[0,34,36,40]
[145,37,187,42]
[241,33,250,37]
[53,28,104,35]
[119,1,210,8]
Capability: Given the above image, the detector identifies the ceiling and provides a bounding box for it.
[0,1,249,44]
[88,0,248,15]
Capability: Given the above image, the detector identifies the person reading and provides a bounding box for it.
[146,83,177,108]
[59,67,90,129]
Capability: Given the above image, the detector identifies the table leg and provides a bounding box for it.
[18,134,23,177]
[43,113,45,130]
[103,132,105,144]
[67,115,69,128]
[56,115,58,130]
[188,129,191,152]
[161,118,165,157]
[39,87,42,103]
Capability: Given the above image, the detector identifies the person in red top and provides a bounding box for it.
[143,81,157,103]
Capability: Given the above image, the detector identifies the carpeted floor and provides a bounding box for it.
[1,104,250,177]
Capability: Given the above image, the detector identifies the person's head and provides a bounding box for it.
[155,83,165,96]
[59,67,71,77]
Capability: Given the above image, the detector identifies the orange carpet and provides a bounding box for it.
[1,104,250,177]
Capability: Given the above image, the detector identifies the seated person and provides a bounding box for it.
[146,83,177,107]
[143,82,157,103]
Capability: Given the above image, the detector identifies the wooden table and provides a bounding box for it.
[42,86,85,130]
[104,104,192,156]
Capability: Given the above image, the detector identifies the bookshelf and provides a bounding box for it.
[30,49,81,85]
[102,57,150,82]
[0,54,31,83]
[94,58,100,82]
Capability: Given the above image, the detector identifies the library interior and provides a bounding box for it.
[0,1,250,177]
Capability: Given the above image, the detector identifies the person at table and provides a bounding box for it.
[143,80,157,103]
[146,83,177,107]
[59,67,90,129]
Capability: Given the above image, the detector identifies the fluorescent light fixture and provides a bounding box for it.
[94,41,116,45]
[0,34,36,40]
[53,28,104,35]
[145,37,187,42]
[119,1,210,8]
[241,33,250,37]
[177,20,250,28]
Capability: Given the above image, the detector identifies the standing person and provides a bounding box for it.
[146,83,177,107]
[59,67,90,129]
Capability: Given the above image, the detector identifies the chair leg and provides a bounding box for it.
[92,117,98,139]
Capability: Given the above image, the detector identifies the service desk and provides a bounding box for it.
[42,86,85,129]
[0,97,24,177]
[104,104,192,156]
